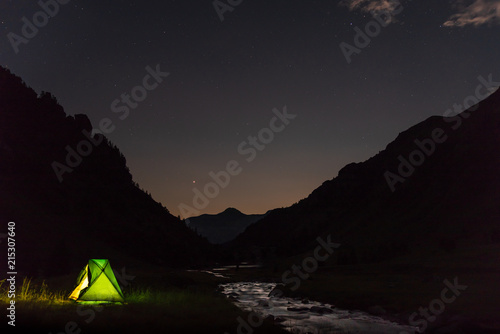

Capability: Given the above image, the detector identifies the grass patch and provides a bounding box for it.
[126,286,214,306]
[0,272,287,334]
[0,277,68,305]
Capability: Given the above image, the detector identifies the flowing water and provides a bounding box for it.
[219,282,418,334]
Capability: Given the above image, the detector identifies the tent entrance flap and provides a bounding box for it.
[69,265,89,300]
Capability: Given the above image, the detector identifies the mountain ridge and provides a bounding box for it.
[187,207,267,244]
[0,66,214,276]
[230,87,500,263]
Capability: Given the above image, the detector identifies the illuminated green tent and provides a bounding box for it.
[69,259,125,303]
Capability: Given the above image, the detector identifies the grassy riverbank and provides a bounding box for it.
[0,270,287,334]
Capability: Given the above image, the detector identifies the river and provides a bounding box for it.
[219,281,418,334]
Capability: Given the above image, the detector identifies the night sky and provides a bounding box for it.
[1,0,499,218]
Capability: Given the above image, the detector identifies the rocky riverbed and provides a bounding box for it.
[219,282,418,334]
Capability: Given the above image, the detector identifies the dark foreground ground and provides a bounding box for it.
[0,269,286,334]
[2,244,499,333]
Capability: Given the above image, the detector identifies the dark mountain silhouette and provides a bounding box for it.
[231,87,500,264]
[0,66,214,277]
[187,207,267,244]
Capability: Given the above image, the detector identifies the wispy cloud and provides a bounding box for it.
[444,0,500,27]
[340,0,402,23]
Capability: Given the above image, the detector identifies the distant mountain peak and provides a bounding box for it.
[222,207,242,215]
[187,208,267,244]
